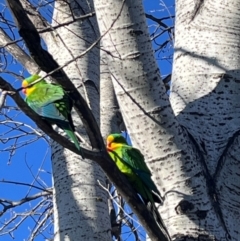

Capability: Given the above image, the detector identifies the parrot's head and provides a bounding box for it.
[22,75,43,95]
[107,133,128,149]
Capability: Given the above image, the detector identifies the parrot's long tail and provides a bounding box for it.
[147,202,171,241]
[64,129,84,158]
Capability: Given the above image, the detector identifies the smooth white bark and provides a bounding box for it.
[94,0,210,240]
[100,51,121,138]
[170,0,240,239]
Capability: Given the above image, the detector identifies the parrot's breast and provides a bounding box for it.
[108,149,135,179]
[25,86,37,96]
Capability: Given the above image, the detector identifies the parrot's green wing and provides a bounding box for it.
[121,146,151,173]
[122,147,152,183]
[121,145,162,203]
[26,84,66,113]
[26,83,73,124]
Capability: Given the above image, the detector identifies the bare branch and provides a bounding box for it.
[28,204,53,241]
[7,0,104,150]
[145,13,170,28]
[0,91,8,110]
[0,28,39,73]
[39,13,96,34]
[0,198,52,238]
[0,77,88,156]
[0,179,52,193]
[0,190,51,216]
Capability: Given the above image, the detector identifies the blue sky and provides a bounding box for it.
[0,1,175,240]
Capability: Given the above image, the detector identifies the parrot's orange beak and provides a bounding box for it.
[106,135,114,150]
[22,81,28,95]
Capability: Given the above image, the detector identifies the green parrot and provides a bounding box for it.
[107,133,170,239]
[22,74,81,151]
[106,133,162,205]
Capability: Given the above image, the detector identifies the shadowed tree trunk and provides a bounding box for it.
[46,0,111,240]
[95,0,240,240]
[169,0,240,239]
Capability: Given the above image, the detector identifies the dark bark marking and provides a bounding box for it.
[190,0,205,23]
[184,128,232,240]
[175,200,194,215]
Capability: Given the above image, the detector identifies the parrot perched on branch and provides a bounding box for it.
[107,133,170,240]
[22,74,81,152]
[107,133,162,204]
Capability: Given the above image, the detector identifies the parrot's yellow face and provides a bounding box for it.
[107,134,128,151]
[22,75,42,96]
[22,80,28,95]
[22,80,33,96]
[107,135,115,150]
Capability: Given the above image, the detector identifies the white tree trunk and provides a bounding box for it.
[94,0,206,239]
[46,1,111,240]
[169,0,240,240]
[94,0,240,240]
[100,51,121,138]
